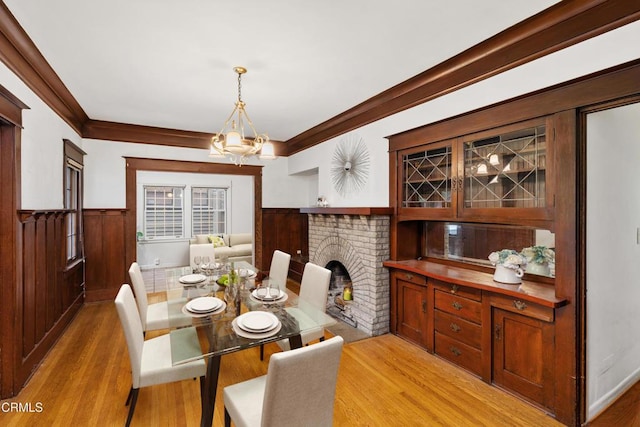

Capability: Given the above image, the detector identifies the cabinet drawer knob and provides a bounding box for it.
[450,323,461,333]
[450,346,461,357]
[452,301,463,311]
[513,300,527,311]
[450,284,459,294]
[405,273,414,280]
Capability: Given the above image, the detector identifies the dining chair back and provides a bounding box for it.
[299,262,332,311]
[115,284,206,427]
[268,250,291,289]
[128,262,170,332]
[224,336,344,427]
[273,262,332,354]
[189,244,216,270]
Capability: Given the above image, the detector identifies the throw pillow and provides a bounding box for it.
[208,235,226,248]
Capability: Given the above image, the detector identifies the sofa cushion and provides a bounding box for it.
[194,234,209,244]
[229,243,252,258]
[229,233,252,246]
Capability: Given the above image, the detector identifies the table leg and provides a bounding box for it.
[289,334,303,350]
[201,354,221,427]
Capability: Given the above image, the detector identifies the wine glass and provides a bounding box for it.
[194,256,202,273]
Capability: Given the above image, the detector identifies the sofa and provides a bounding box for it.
[189,233,253,267]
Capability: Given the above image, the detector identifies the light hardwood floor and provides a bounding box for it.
[0,294,628,426]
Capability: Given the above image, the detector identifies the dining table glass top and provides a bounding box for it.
[164,262,336,365]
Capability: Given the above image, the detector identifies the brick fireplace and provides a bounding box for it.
[303,208,392,336]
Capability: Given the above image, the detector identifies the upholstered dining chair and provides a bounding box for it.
[259,250,292,360]
[224,336,344,427]
[268,249,291,289]
[115,284,206,427]
[276,262,332,352]
[128,262,172,333]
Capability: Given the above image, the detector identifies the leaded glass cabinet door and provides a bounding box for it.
[458,117,553,221]
[399,140,457,218]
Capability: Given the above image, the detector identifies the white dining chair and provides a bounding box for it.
[189,243,215,270]
[268,249,291,289]
[258,250,292,360]
[224,336,344,427]
[128,262,171,332]
[276,262,332,351]
[115,284,206,427]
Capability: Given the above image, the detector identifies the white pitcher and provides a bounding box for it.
[493,264,524,284]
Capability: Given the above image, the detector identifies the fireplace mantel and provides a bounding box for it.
[300,207,393,216]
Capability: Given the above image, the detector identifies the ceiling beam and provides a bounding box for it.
[0,2,88,134]
[284,0,640,155]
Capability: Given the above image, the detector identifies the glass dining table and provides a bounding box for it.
[163,262,336,427]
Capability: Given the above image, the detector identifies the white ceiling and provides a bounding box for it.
[4,0,559,142]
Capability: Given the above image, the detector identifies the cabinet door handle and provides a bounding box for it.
[494,325,502,341]
[450,323,461,333]
[452,301,463,311]
[450,346,461,357]
[450,284,459,294]
[421,300,427,313]
[513,300,527,311]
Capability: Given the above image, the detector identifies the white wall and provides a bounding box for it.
[284,20,640,208]
[586,102,640,420]
[0,61,82,209]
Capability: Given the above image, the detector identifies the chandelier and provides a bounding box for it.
[209,66,275,165]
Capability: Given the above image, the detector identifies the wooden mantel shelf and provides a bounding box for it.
[300,207,393,216]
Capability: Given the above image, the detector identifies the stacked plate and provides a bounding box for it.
[179,274,207,286]
[251,288,288,304]
[232,311,282,339]
[182,296,226,317]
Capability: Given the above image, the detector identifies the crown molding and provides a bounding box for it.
[284,0,640,155]
[0,1,638,154]
[0,2,88,134]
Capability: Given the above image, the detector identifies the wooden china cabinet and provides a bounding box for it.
[386,114,566,418]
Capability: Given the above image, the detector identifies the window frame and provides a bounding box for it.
[143,185,185,240]
[63,139,85,264]
[191,186,228,236]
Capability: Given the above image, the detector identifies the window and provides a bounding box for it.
[64,140,85,263]
[144,186,184,239]
[192,187,227,235]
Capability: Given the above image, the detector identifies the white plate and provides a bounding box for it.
[250,289,288,304]
[232,317,282,339]
[181,302,226,318]
[238,269,257,278]
[179,274,207,284]
[237,311,279,331]
[252,288,284,301]
[186,296,222,313]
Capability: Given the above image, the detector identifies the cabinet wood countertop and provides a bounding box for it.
[383,259,567,308]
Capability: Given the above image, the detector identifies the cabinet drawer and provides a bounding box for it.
[395,271,426,286]
[435,291,482,324]
[490,294,554,322]
[434,310,482,349]
[432,280,481,301]
[435,332,482,376]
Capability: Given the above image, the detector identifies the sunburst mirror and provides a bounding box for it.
[331,134,370,197]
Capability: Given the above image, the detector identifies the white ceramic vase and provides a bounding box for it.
[493,264,524,284]
[525,262,551,276]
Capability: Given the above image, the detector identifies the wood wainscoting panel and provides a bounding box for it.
[261,208,308,276]
[15,210,83,392]
[83,209,127,302]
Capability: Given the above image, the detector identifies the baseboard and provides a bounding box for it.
[588,366,640,421]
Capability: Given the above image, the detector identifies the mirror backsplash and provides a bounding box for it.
[423,222,555,278]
